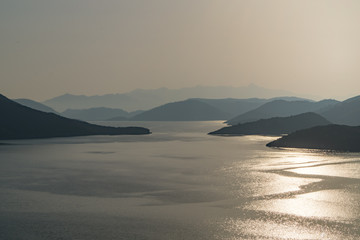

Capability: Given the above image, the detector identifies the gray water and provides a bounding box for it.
[0,121,359,240]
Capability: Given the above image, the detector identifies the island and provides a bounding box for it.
[266,124,360,152]
[0,94,150,140]
[209,112,331,136]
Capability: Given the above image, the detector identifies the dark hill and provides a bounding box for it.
[0,94,150,140]
[266,125,360,152]
[14,98,57,113]
[131,99,231,121]
[209,112,331,136]
[227,99,339,125]
[319,95,360,126]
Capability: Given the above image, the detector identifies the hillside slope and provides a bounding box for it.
[0,94,150,140]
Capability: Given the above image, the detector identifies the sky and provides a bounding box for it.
[1,0,360,101]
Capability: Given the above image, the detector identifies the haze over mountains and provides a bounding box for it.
[16,90,360,126]
[55,97,311,122]
[43,85,294,112]
[126,97,309,121]
[4,88,360,152]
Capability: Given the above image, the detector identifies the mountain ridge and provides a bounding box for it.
[43,85,297,112]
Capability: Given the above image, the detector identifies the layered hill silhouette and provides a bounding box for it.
[227,99,339,125]
[319,95,360,126]
[120,97,310,122]
[43,84,295,112]
[55,96,309,122]
[0,94,150,140]
[131,99,232,121]
[266,125,360,152]
[14,98,57,113]
[209,112,331,136]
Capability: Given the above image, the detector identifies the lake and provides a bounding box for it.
[0,121,359,239]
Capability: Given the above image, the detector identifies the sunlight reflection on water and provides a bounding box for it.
[0,122,360,239]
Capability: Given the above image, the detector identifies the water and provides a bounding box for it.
[0,121,359,239]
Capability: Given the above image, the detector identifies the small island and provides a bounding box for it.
[266,124,360,152]
[0,94,150,140]
[209,112,331,136]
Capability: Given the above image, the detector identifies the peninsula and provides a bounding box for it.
[266,124,360,152]
[209,112,331,136]
[0,94,150,140]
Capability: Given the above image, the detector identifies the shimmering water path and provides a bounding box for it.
[0,121,359,239]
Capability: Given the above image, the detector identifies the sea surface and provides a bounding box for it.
[0,121,359,240]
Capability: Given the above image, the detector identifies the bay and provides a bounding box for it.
[0,121,359,239]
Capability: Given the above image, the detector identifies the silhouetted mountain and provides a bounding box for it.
[43,84,295,112]
[319,95,360,126]
[14,98,57,113]
[209,112,331,136]
[227,99,339,125]
[0,94,150,140]
[62,107,129,121]
[266,125,360,152]
[131,99,231,121]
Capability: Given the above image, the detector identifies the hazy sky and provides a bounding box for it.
[1,0,360,101]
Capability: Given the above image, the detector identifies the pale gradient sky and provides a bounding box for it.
[1,0,360,101]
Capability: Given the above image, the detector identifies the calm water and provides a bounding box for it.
[0,121,359,240]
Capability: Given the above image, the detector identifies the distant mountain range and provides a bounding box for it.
[123,97,307,121]
[266,125,360,152]
[43,84,295,112]
[0,94,150,140]
[209,112,331,136]
[13,92,360,126]
[43,96,306,122]
[226,99,339,125]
